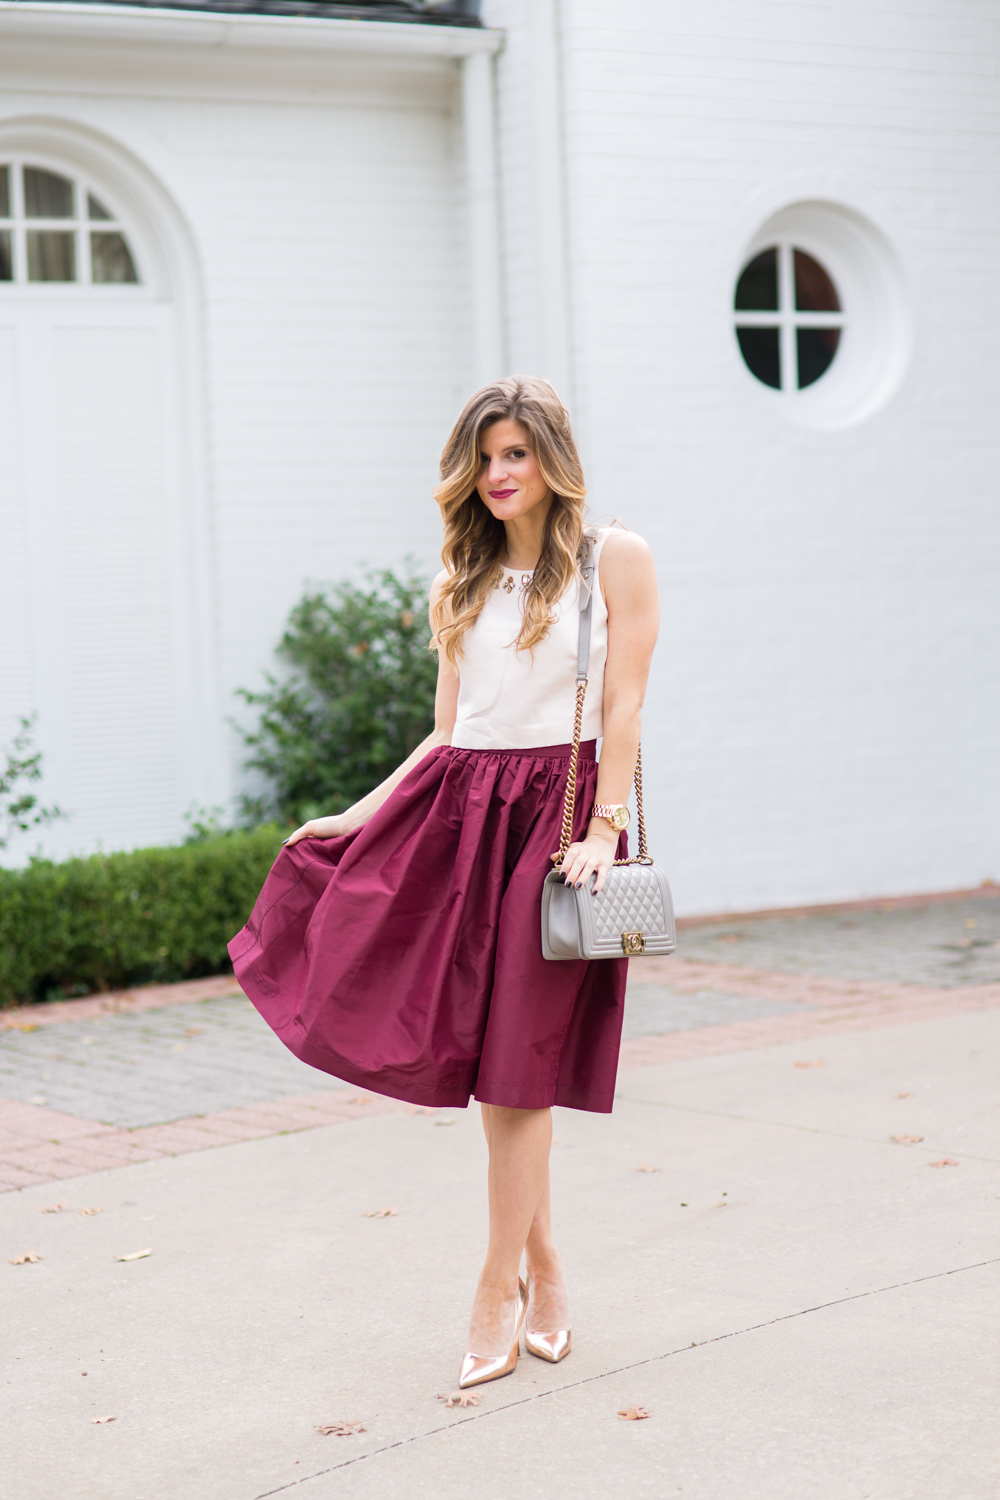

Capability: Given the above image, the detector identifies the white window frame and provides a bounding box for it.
[731,201,912,431]
[0,158,143,290]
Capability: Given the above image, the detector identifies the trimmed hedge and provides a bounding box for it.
[0,826,283,1008]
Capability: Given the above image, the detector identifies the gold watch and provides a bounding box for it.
[591,803,630,832]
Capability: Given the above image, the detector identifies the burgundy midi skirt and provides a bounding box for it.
[228,741,628,1113]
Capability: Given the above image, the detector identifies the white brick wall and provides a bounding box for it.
[485,0,1000,911]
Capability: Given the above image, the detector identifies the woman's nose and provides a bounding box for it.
[488,458,508,482]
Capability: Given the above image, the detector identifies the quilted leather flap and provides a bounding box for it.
[591,864,673,942]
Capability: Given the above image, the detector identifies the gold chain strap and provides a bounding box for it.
[555,678,653,868]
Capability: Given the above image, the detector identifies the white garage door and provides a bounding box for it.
[0,159,203,860]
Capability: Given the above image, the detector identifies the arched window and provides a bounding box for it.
[734,244,843,392]
[0,162,140,285]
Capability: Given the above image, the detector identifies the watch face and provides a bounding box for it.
[611,806,630,831]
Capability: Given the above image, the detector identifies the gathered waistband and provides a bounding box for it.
[444,739,596,762]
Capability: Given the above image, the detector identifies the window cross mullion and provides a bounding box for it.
[734,239,843,394]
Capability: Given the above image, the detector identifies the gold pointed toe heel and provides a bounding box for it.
[524,1327,572,1363]
[458,1278,528,1390]
[524,1278,572,1364]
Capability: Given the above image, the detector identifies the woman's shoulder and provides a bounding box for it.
[429,569,453,637]
[590,523,653,567]
[430,567,450,598]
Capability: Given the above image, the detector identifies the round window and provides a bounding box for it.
[730,202,911,430]
[734,244,843,391]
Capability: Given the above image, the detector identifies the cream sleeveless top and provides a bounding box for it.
[450,527,613,750]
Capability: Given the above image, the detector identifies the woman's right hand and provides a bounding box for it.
[283,814,358,847]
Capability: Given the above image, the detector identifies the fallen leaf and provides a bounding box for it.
[635,1163,661,1173]
[361,1208,397,1219]
[618,1406,652,1421]
[437,1390,481,1408]
[114,1248,151,1261]
[793,1060,824,1069]
[41,1204,65,1214]
[964,918,978,929]
[91,1415,117,1424]
[890,1134,924,1145]
[316,1420,365,1436]
[893,1091,913,1099]
[9,1251,42,1265]
[928,1158,959,1168]
[80,1206,103,1216]
[407,1105,438,1116]
[434,1117,456,1127]
[185,1027,204,1037]
[30,1095,47,1105]
[16,1022,38,1032]
[344,1094,372,1104]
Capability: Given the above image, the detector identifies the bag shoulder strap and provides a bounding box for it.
[577,535,596,683]
[555,535,651,867]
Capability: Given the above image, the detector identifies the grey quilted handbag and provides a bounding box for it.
[541,538,676,961]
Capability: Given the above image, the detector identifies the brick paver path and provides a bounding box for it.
[0,994,348,1126]
[0,1091,410,1193]
[676,890,1000,986]
[2,891,998,1193]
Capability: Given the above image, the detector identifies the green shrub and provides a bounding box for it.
[235,566,437,827]
[0,826,282,1008]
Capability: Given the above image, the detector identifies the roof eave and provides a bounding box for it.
[0,0,503,55]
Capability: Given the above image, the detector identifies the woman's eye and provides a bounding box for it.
[510,450,526,459]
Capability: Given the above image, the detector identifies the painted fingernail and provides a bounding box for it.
[575,881,583,889]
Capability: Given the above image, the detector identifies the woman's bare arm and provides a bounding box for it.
[557,530,659,891]
[283,571,459,845]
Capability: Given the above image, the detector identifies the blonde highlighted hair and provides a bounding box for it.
[432,376,587,665]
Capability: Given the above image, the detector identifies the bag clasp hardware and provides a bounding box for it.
[621,931,646,956]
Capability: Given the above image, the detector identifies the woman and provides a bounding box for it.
[229,376,659,1388]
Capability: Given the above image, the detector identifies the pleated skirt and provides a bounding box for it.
[228,741,628,1113]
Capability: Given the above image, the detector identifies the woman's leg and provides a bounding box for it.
[468,1103,553,1355]
[524,1160,571,1334]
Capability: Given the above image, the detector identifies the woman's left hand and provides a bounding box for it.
[553,825,619,894]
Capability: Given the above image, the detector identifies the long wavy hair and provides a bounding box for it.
[432,376,587,665]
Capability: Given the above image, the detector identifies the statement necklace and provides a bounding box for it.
[500,571,533,595]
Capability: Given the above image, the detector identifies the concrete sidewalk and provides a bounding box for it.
[3,1010,998,1498]
[2,895,999,1498]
